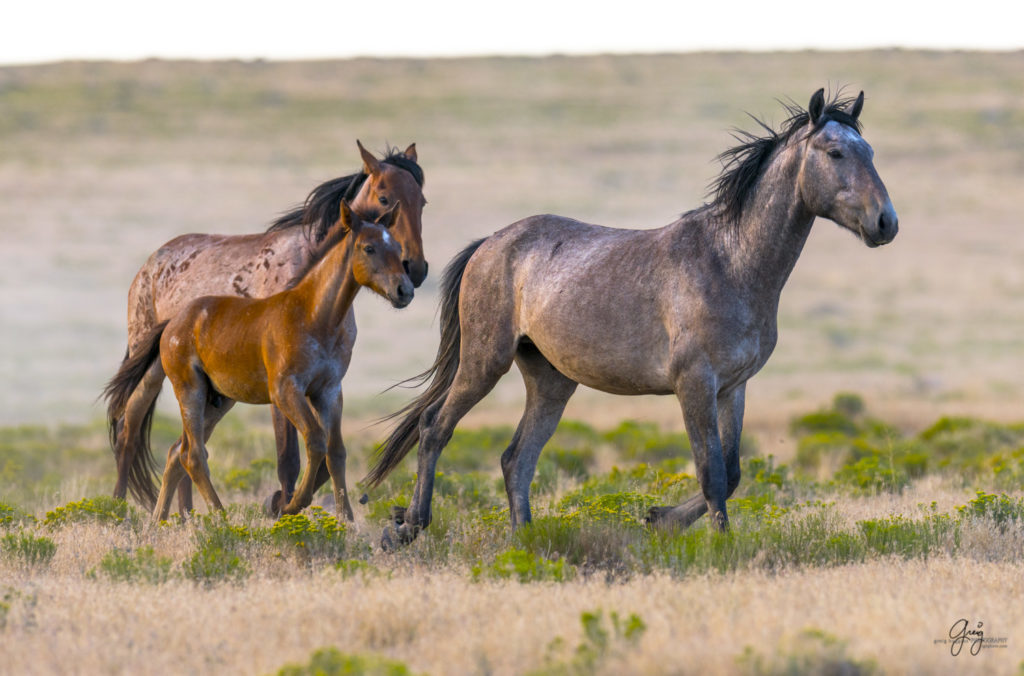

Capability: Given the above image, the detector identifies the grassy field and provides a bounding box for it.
[2,51,1024,673]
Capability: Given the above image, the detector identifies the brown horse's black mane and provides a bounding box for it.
[709,91,863,222]
[266,147,424,243]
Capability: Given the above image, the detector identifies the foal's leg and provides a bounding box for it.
[501,343,577,528]
[274,380,328,515]
[648,384,745,531]
[317,391,354,521]
[152,399,236,522]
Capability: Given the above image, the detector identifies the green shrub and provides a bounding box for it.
[603,420,688,464]
[223,458,275,494]
[0,501,35,530]
[858,514,958,557]
[472,548,573,583]
[956,490,1024,528]
[43,496,136,528]
[530,609,646,676]
[270,507,346,559]
[832,453,909,494]
[1,532,56,566]
[183,543,248,584]
[96,546,174,584]
[442,426,514,472]
[738,627,878,675]
[275,647,419,676]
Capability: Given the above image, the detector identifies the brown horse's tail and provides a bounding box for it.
[363,238,486,488]
[101,320,168,507]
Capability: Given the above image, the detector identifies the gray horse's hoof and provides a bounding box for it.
[645,505,675,527]
[380,506,419,552]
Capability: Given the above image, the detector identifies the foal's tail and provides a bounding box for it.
[101,320,168,507]
[363,238,486,488]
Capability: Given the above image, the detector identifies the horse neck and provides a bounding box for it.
[290,236,360,333]
[720,141,815,300]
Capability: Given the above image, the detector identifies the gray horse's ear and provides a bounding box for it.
[808,88,825,122]
[849,91,864,120]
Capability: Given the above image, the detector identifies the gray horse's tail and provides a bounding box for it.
[364,238,486,488]
[101,320,168,507]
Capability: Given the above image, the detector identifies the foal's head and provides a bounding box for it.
[349,141,429,287]
[340,202,414,309]
[797,88,898,247]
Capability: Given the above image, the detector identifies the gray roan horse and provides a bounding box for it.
[105,141,427,514]
[365,89,898,547]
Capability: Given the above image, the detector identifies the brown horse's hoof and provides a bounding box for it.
[262,491,284,518]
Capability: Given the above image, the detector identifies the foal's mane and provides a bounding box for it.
[266,147,425,243]
[709,91,863,222]
[283,216,354,290]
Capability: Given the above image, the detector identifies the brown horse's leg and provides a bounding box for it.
[266,405,301,516]
[114,360,166,506]
[500,344,577,528]
[648,384,745,531]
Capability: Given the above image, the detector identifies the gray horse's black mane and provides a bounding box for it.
[266,147,424,243]
[710,92,863,222]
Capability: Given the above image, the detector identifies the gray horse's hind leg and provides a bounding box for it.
[390,343,516,546]
[647,385,745,530]
[501,343,577,528]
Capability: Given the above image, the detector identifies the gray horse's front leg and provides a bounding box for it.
[648,382,744,532]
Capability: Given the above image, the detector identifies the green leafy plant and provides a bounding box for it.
[275,647,420,676]
[43,496,136,528]
[472,548,573,583]
[1,532,56,566]
[96,546,174,584]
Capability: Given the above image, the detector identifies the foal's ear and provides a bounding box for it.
[375,200,399,228]
[338,200,359,233]
[808,88,826,122]
[357,139,381,175]
[849,91,864,120]
[403,143,418,163]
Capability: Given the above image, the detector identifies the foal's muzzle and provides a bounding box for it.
[391,277,415,308]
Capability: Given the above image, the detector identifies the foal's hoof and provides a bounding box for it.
[262,491,284,518]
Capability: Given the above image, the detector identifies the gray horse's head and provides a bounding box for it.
[798,89,898,248]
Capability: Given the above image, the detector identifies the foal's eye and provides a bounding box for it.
[378,196,389,206]
[364,245,376,255]
[827,149,844,159]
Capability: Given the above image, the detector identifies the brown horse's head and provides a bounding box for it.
[341,201,414,309]
[349,141,429,287]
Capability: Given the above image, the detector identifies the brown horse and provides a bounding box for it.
[105,141,427,513]
[104,202,412,521]
[366,89,898,547]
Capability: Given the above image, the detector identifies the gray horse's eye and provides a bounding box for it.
[827,149,844,159]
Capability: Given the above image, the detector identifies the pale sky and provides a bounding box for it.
[2,0,1022,65]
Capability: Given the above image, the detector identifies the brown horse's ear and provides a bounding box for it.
[357,139,381,175]
[808,88,825,123]
[338,200,359,233]
[403,143,418,163]
[849,91,864,120]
